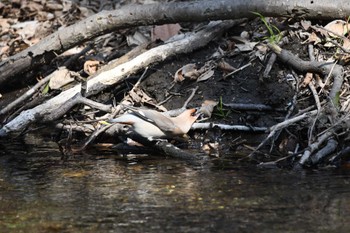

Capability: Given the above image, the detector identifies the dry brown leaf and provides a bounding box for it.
[174,63,199,82]
[84,60,101,75]
[235,42,258,52]
[301,72,313,87]
[197,69,214,82]
[0,18,11,31]
[22,1,44,13]
[151,23,182,42]
[199,100,218,118]
[301,20,312,31]
[324,20,349,37]
[45,2,64,11]
[202,142,220,157]
[231,36,258,52]
[218,60,235,73]
[343,38,350,50]
[0,46,10,58]
[9,38,30,54]
[306,31,322,44]
[49,67,74,90]
[11,20,39,40]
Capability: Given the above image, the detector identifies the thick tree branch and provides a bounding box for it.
[268,43,344,108]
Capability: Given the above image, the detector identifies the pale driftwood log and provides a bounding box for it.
[1,0,350,86]
[298,131,335,166]
[310,138,338,165]
[0,20,237,136]
[191,123,267,132]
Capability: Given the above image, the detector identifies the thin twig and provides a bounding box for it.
[248,109,318,159]
[191,122,267,132]
[63,43,93,67]
[318,61,337,95]
[182,86,199,109]
[224,62,251,78]
[307,44,322,144]
[307,82,321,144]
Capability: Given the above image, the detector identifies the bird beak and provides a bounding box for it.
[193,107,205,119]
[192,108,203,118]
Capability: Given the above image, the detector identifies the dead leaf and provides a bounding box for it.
[306,31,322,45]
[174,63,199,82]
[301,20,312,31]
[301,72,313,87]
[151,24,182,42]
[0,46,10,57]
[127,31,149,46]
[255,44,268,61]
[197,69,214,82]
[0,18,11,31]
[84,60,101,75]
[49,67,75,90]
[199,100,218,118]
[218,60,236,73]
[235,42,258,52]
[324,20,349,37]
[11,20,39,40]
[23,1,44,12]
[343,38,350,50]
[316,75,325,89]
[45,2,64,11]
[231,36,258,52]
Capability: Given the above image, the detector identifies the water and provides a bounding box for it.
[1,134,350,233]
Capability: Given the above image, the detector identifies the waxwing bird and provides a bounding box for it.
[109,108,200,141]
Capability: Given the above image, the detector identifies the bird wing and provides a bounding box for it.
[130,109,177,132]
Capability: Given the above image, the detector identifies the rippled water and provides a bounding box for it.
[1,134,350,233]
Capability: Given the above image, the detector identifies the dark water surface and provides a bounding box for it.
[1,135,350,233]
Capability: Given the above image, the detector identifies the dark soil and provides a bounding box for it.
[144,43,293,123]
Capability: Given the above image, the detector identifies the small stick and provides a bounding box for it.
[248,110,318,159]
[224,62,251,78]
[263,53,277,78]
[191,123,267,132]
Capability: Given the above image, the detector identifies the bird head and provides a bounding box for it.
[172,108,200,135]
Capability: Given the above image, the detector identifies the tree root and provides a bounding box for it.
[254,43,346,167]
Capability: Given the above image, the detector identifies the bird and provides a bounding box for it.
[109,107,200,141]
